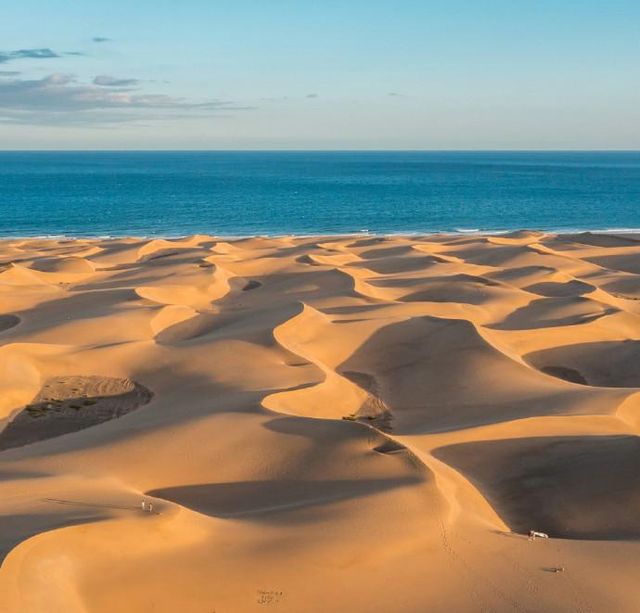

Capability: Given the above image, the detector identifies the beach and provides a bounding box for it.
[1,230,640,612]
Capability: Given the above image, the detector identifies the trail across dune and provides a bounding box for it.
[2,232,640,613]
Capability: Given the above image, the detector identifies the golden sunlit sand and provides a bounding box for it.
[1,231,640,612]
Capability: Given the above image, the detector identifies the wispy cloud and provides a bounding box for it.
[306,93,318,98]
[0,72,250,125]
[0,48,58,63]
[92,37,111,43]
[93,75,140,87]
[0,47,85,64]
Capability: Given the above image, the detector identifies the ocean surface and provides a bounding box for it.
[1,151,639,238]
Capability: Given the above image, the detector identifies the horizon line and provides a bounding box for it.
[1,148,639,153]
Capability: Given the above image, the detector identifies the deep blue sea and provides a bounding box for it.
[1,151,639,237]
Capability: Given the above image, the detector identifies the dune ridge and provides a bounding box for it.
[1,232,640,612]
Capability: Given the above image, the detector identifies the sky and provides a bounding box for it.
[0,0,638,149]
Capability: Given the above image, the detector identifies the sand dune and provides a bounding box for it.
[435,434,640,539]
[526,340,640,387]
[2,232,640,612]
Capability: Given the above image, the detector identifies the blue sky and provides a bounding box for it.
[0,1,638,149]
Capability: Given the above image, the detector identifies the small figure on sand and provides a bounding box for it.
[141,500,154,513]
[529,530,549,540]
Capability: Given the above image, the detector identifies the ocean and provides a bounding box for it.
[0,151,639,238]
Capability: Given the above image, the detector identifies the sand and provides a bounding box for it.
[1,231,640,612]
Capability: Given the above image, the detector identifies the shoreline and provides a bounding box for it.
[3,227,640,242]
